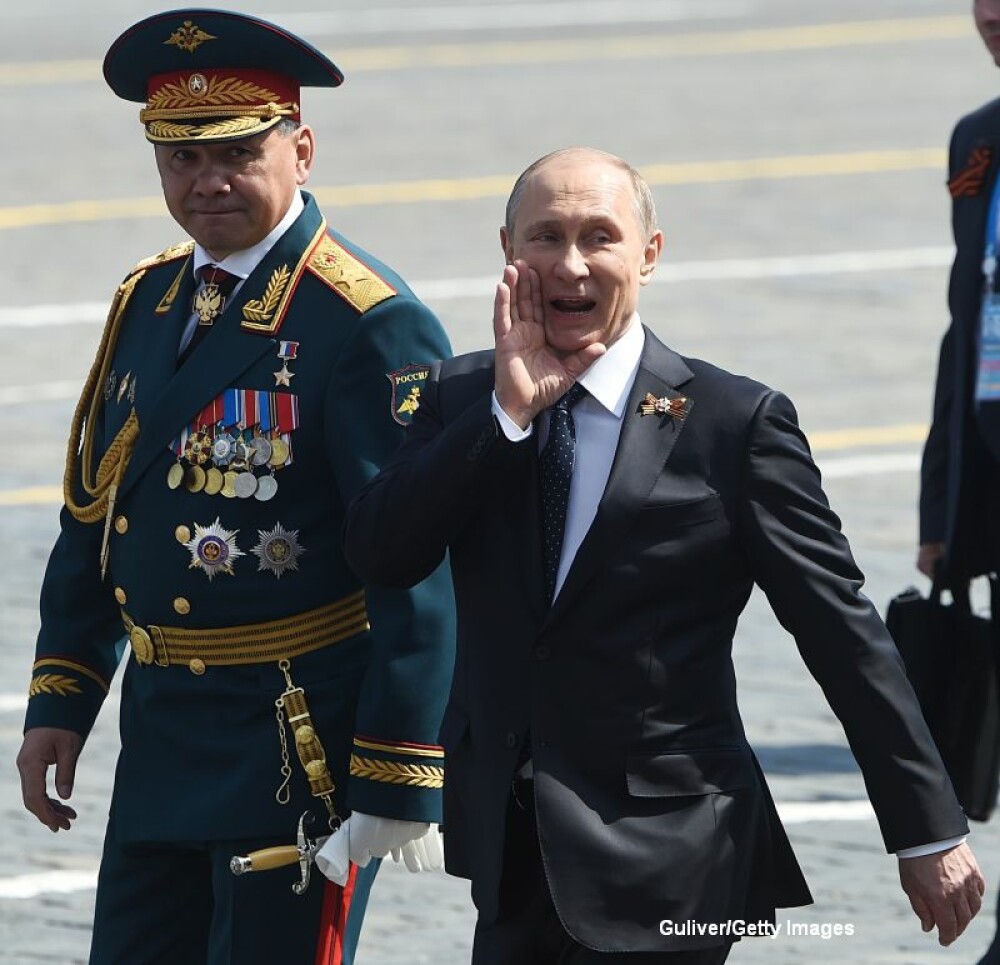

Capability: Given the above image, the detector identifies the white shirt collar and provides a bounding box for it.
[192,190,305,280]
[575,315,645,418]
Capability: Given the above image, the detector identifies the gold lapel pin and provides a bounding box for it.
[639,392,687,419]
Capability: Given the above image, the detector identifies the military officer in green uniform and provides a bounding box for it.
[14,9,455,964]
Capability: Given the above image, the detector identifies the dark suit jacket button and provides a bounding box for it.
[505,732,518,749]
[535,645,551,661]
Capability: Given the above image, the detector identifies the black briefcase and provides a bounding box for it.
[886,579,1000,822]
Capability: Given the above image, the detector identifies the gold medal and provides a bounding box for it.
[221,471,238,498]
[204,467,224,495]
[268,437,289,467]
[185,464,206,493]
[167,462,185,489]
[184,431,212,466]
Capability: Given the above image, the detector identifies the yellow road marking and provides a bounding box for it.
[0,16,970,87]
[0,485,62,506]
[0,148,947,231]
[808,424,928,453]
[0,424,929,506]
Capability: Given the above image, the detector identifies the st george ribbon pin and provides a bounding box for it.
[639,392,687,419]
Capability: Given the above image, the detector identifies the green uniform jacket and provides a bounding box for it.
[25,193,456,841]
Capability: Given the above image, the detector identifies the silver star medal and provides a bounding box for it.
[184,518,243,580]
[251,523,304,579]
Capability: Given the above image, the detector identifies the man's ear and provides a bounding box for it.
[500,226,514,265]
[638,229,665,285]
[294,125,315,185]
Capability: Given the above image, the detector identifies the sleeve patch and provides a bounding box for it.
[386,363,430,426]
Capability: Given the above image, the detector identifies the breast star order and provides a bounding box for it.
[251,523,304,579]
[184,518,243,580]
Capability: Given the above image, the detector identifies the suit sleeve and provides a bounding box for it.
[24,434,124,740]
[739,390,968,852]
[325,295,456,822]
[343,361,530,587]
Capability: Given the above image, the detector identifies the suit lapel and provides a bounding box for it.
[546,329,694,623]
[119,196,324,499]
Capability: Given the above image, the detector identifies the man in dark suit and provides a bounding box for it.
[14,10,454,964]
[920,4,1000,961]
[919,0,1000,585]
[345,147,984,963]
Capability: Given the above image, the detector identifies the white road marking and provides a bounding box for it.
[0,797,874,899]
[0,246,955,334]
[0,869,99,900]
[817,453,921,478]
[777,799,874,824]
[415,246,954,300]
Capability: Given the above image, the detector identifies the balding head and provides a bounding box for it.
[505,147,658,240]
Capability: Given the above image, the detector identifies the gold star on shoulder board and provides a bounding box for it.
[273,364,295,387]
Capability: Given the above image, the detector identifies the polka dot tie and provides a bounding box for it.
[539,382,587,604]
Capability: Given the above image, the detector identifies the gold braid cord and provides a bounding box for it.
[63,272,144,527]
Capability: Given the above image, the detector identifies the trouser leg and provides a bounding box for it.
[89,825,379,965]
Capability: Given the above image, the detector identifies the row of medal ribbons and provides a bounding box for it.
[166,389,301,502]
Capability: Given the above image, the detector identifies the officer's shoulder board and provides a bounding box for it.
[128,240,196,277]
[307,233,396,315]
[123,241,195,316]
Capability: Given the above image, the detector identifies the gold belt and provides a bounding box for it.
[121,590,369,667]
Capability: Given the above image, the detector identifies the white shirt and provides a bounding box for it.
[178,190,305,355]
[492,317,643,599]
[490,316,963,860]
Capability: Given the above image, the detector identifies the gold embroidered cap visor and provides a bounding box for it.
[102,8,344,145]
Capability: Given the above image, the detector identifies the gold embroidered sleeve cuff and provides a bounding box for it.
[348,736,444,789]
[25,658,111,736]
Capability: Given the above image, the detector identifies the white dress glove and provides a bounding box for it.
[315,812,429,886]
[391,823,444,873]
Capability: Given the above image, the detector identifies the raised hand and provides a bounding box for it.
[493,259,605,428]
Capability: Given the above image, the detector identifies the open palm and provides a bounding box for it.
[493,260,604,428]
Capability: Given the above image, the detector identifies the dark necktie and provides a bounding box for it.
[179,266,241,365]
[539,382,587,605]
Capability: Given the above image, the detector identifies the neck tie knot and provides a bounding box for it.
[555,382,588,412]
[198,264,241,295]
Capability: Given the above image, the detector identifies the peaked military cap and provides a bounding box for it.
[103,8,343,145]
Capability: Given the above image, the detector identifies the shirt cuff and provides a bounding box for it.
[491,391,534,442]
[896,835,966,859]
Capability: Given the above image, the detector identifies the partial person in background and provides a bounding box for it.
[919,2,1000,962]
[344,146,983,963]
[14,9,454,964]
